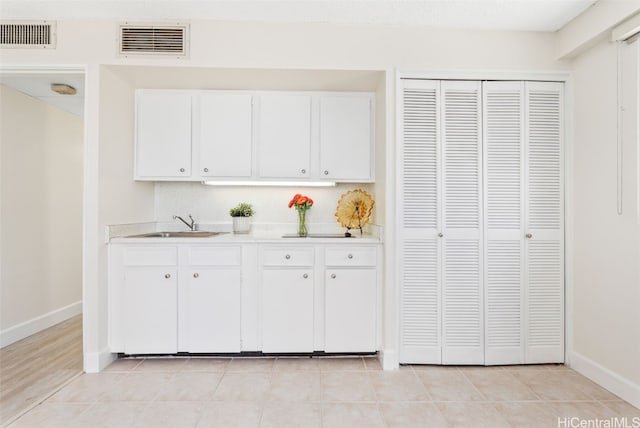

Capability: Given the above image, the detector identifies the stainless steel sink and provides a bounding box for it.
[282,233,354,238]
[127,231,227,238]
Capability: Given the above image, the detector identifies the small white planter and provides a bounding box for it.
[232,216,252,234]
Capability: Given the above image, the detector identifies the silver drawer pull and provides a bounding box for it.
[331,274,336,279]
[203,168,209,173]
[347,254,353,259]
[179,168,185,173]
[303,273,309,279]
[285,254,291,260]
[164,274,171,279]
[301,169,306,174]
[193,273,199,278]
[324,170,329,175]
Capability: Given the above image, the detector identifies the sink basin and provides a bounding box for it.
[127,231,227,238]
[282,233,354,238]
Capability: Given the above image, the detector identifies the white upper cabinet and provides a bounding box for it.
[135,91,192,179]
[319,94,374,182]
[257,94,312,178]
[135,90,375,183]
[196,93,253,178]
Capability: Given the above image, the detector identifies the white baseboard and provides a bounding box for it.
[380,349,399,370]
[84,348,116,373]
[569,351,640,409]
[0,301,82,349]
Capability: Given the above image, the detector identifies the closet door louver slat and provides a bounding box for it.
[441,81,483,364]
[483,82,525,365]
[399,80,442,363]
[524,82,564,363]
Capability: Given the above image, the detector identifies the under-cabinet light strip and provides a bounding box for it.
[202,181,337,187]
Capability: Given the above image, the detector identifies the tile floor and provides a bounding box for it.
[7,356,640,428]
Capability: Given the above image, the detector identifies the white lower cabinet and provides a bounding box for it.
[325,269,376,352]
[261,269,314,352]
[123,267,178,354]
[179,268,241,353]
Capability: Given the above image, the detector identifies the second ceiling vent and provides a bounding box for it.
[119,23,189,58]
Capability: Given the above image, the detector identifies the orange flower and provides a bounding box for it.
[288,193,314,211]
[297,196,308,205]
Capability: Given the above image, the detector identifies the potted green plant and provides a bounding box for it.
[229,202,255,234]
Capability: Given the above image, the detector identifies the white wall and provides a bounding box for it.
[0,84,83,346]
[570,38,640,404]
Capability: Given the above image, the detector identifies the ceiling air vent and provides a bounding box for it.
[119,23,189,58]
[0,21,56,48]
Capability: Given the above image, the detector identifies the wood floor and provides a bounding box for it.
[0,315,83,427]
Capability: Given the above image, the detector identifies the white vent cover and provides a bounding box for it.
[119,23,189,57]
[0,21,56,48]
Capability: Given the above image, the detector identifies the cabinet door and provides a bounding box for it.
[135,91,192,178]
[180,268,241,352]
[124,267,178,354]
[261,269,314,352]
[325,269,376,352]
[319,95,373,181]
[257,94,311,178]
[197,93,253,178]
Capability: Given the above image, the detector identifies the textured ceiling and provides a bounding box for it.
[0,0,596,32]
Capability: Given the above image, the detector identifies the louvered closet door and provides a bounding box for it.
[399,79,442,364]
[524,81,564,363]
[440,81,484,364]
[483,82,526,365]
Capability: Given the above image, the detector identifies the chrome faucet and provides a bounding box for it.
[173,214,196,231]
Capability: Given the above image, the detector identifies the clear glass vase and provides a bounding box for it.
[297,209,308,237]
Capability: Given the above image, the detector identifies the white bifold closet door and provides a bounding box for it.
[483,81,564,365]
[399,78,563,366]
[398,80,483,364]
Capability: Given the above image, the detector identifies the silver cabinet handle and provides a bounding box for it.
[438,233,444,238]
[347,254,353,259]
[525,233,533,239]
[331,274,336,279]
[164,274,171,279]
[324,170,329,175]
[193,273,199,278]
[301,169,306,174]
[285,254,291,260]
[203,168,209,173]
[179,168,185,173]
[303,273,309,279]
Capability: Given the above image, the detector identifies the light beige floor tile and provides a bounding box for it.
[100,372,173,402]
[273,357,320,371]
[410,364,461,372]
[267,371,321,402]
[550,401,618,420]
[212,373,271,401]
[132,401,204,428]
[182,358,231,372]
[196,402,263,428]
[493,401,560,428]
[363,357,383,371]
[133,358,188,372]
[154,372,223,401]
[510,370,596,401]
[73,402,148,428]
[103,358,144,372]
[379,402,447,428]
[321,403,384,428]
[436,402,511,428]
[369,371,430,401]
[415,369,485,401]
[318,357,366,371]
[227,358,275,373]
[9,402,90,428]
[47,373,126,403]
[320,372,376,402]
[462,369,539,401]
[260,403,322,428]
[565,373,622,400]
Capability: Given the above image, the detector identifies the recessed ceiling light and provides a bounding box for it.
[50,83,76,95]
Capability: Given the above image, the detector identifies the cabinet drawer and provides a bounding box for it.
[124,247,177,266]
[325,247,377,267]
[188,246,241,266]
[262,247,314,267]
